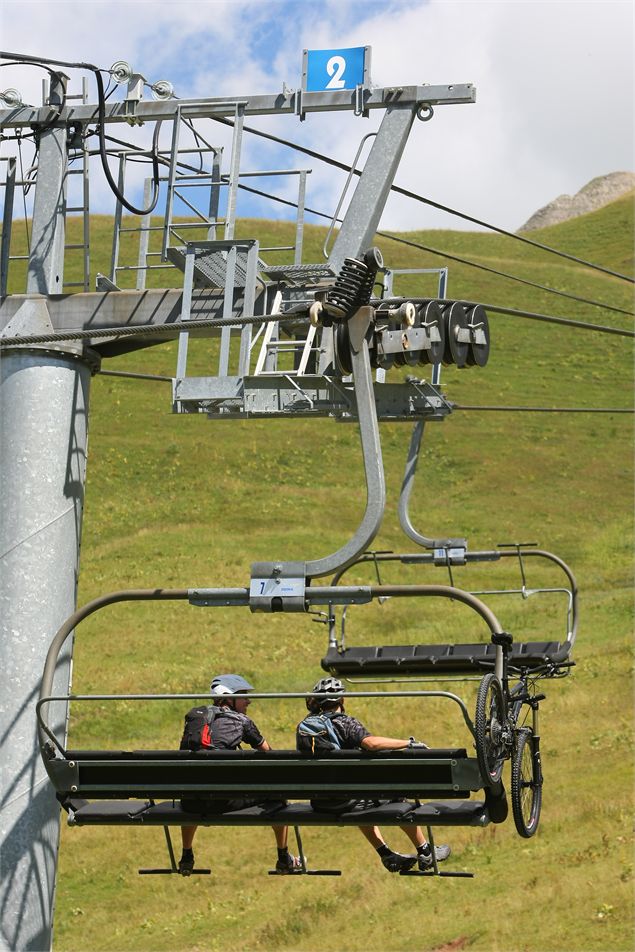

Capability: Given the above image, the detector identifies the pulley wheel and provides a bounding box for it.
[334,322,353,375]
[371,351,395,371]
[442,302,468,367]
[371,328,395,371]
[465,305,490,367]
[372,306,396,371]
[402,307,420,366]
[364,246,384,272]
[417,300,445,366]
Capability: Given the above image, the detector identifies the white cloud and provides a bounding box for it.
[1,0,633,233]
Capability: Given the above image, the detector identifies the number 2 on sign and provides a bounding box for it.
[326,55,346,89]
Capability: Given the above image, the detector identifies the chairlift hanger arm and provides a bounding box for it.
[399,419,466,551]
[305,309,385,578]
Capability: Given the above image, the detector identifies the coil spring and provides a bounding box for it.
[357,247,383,305]
[356,266,377,306]
[325,257,370,318]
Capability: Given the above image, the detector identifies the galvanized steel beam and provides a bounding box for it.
[0,84,476,129]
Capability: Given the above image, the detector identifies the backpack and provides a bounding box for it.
[180,705,219,751]
[297,712,342,754]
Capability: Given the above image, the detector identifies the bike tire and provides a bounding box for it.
[511,727,543,837]
[474,673,507,784]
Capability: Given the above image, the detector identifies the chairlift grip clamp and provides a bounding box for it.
[249,561,307,612]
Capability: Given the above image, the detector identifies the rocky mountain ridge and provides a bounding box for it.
[518,171,635,231]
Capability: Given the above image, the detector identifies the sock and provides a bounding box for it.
[277,847,290,861]
[417,844,431,856]
[181,848,193,858]
[376,845,392,858]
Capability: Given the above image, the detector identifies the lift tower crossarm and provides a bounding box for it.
[0,83,475,127]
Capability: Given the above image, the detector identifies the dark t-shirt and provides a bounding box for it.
[326,712,371,749]
[180,707,271,815]
[295,711,371,752]
[208,707,265,749]
[296,711,372,813]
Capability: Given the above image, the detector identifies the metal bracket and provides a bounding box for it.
[294,87,305,122]
[123,73,145,124]
[433,545,468,566]
[354,83,370,117]
[348,305,373,354]
[95,273,120,291]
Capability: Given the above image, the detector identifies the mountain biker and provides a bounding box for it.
[296,677,451,873]
[178,673,300,875]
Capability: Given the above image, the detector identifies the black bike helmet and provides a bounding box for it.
[306,676,345,712]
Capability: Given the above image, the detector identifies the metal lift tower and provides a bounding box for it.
[0,48,477,949]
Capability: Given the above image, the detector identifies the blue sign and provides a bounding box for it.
[304,47,369,92]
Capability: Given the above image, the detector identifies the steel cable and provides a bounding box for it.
[0,50,162,216]
[223,179,635,320]
[454,404,633,414]
[0,312,307,348]
[84,125,634,320]
[211,115,635,284]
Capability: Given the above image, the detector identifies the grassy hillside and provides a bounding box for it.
[9,195,633,950]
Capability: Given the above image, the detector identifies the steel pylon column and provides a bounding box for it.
[0,103,96,950]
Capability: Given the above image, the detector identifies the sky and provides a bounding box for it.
[0,0,633,233]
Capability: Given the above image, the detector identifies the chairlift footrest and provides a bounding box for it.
[138,867,211,875]
[400,869,474,878]
[268,868,341,876]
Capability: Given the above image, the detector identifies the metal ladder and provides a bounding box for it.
[0,156,18,296]
[161,104,227,260]
[60,77,90,291]
[253,316,318,376]
[106,106,226,290]
[169,106,313,385]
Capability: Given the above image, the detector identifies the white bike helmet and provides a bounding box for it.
[210,673,255,696]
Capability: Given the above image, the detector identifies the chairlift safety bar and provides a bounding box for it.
[38,581,506,756]
[37,688,476,759]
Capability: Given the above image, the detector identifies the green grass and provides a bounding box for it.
[10,193,633,950]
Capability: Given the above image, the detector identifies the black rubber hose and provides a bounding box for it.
[0,50,161,216]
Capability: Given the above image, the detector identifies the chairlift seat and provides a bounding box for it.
[321,640,571,676]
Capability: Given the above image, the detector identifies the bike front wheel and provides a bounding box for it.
[511,727,543,837]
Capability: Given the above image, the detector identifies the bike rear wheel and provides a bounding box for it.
[474,673,507,784]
